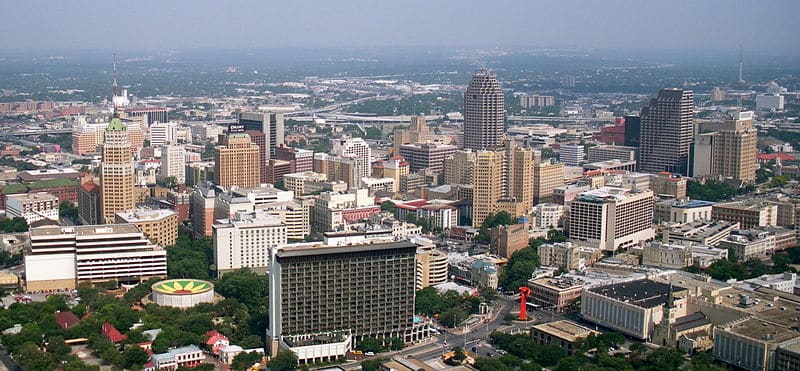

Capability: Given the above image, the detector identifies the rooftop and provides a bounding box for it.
[29,223,143,237]
[275,240,417,259]
[531,320,600,342]
[115,208,176,223]
[588,279,686,309]
[6,192,58,202]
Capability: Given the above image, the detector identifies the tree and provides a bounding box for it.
[365,126,383,140]
[156,176,178,189]
[498,247,540,291]
[215,269,268,309]
[361,358,385,371]
[231,350,263,371]
[357,337,383,353]
[123,346,150,368]
[268,350,298,371]
[46,336,71,360]
[439,307,468,328]
[474,357,514,371]
[381,200,396,213]
[0,216,28,232]
[389,336,404,351]
[59,201,79,218]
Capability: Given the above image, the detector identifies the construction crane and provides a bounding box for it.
[518,287,531,321]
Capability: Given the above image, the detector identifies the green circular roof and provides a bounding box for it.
[151,279,213,295]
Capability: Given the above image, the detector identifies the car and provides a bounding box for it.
[365,352,375,356]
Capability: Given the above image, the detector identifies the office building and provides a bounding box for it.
[190,183,217,237]
[399,143,457,174]
[506,143,535,211]
[275,144,314,174]
[472,150,506,227]
[596,118,626,144]
[581,279,688,340]
[283,172,328,195]
[24,224,167,291]
[71,120,107,155]
[259,199,312,241]
[463,70,504,151]
[265,159,293,184]
[587,145,637,163]
[692,111,757,183]
[653,198,714,224]
[755,94,784,111]
[528,276,584,313]
[650,172,688,198]
[122,107,168,126]
[519,94,555,108]
[712,200,778,229]
[639,89,694,175]
[569,187,655,251]
[538,242,582,271]
[642,242,692,269]
[416,244,448,290]
[533,203,565,229]
[443,150,476,185]
[393,115,433,152]
[560,144,583,166]
[214,133,261,188]
[78,181,102,225]
[718,230,776,260]
[267,241,417,355]
[490,224,529,259]
[213,211,287,275]
[623,115,641,148]
[237,111,284,160]
[374,156,410,192]
[311,188,380,233]
[314,153,361,188]
[533,160,565,205]
[332,137,372,185]
[530,320,600,355]
[584,159,637,173]
[115,208,178,248]
[100,117,136,224]
[5,192,59,226]
[149,121,177,147]
[664,220,739,247]
[158,145,186,184]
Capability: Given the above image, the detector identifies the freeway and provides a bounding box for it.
[507,115,616,122]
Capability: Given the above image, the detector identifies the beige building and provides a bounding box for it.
[415,244,448,290]
[530,320,600,355]
[5,192,59,226]
[692,111,757,183]
[538,242,582,270]
[283,172,327,195]
[443,150,476,186]
[506,143,534,211]
[491,224,529,259]
[528,276,584,313]
[712,200,778,229]
[642,242,692,269]
[214,133,261,188]
[393,115,433,152]
[115,208,178,248]
[373,156,409,192]
[569,187,655,251]
[100,117,136,224]
[472,150,506,227]
[650,172,687,198]
[533,160,565,204]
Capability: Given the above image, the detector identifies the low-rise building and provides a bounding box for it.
[115,208,178,248]
[712,200,778,229]
[527,276,584,313]
[664,220,739,246]
[742,272,797,294]
[654,198,715,224]
[538,242,582,271]
[718,229,776,260]
[5,192,59,226]
[416,244,448,290]
[530,320,601,355]
[151,345,204,370]
[491,224,529,259]
[642,242,692,269]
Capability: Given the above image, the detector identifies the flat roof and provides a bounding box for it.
[531,320,600,342]
[725,318,800,344]
[116,208,176,222]
[588,279,686,309]
[276,240,417,258]
[30,223,142,237]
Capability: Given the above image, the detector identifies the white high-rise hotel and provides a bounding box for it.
[213,211,287,275]
[569,187,655,251]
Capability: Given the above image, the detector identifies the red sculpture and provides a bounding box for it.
[519,286,531,320]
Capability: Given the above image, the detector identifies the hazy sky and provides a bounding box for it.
[2,0,798,53]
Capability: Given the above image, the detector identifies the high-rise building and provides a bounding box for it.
[639,89,694,176]
[313,153,361,189]
[115,208,178,248]
[374,156,409,192]
[519,94,555,108]
[214,133,261,188]
[149,122,177,147]
[267,241,417,355]
[463,70,504,151]
[237,112,285,160]
[569,187,655,251]
[393,115,433,152]
[623,115,641,148]
[472,150,506,227]
[399,143,457,174]
[122,107,169,126]
[245,130,268,183]
[213,211,287,275]
[533,160,565,205]
[691,111,757,183]
[159,145,186,184]
[190,183,217,238]
[332,137,372,185]
[443,150,476,185]
[78,181,102,225]
[24,224,167,291]
[506,143,534,211]
[275,144,314,174]
[100,117,136,224]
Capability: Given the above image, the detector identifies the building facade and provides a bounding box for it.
[214,133,262,188]
[463,70,504,151]
[569,187,655,251]
[100,117,136,224]
[213,211,287,275]
[115,208,178,248]
[639,89,694,176]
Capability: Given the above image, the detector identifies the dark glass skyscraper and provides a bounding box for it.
[638,89,694,176]
[463,70,504,151]
[623,115,641,148]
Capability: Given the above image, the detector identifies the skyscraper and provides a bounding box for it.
[214,133,261,188]
[332,137,372,186]
[623,115,641,148]
[506,143,534,212]
[472,150,506,227]
[159,145,186,184]
[393,115,433,152]
[692,111,757,183]
[101,117,135,224]
[237,112,285,162]
[569,187,655,251]
[463,70,504,151]
[639,89,694,176]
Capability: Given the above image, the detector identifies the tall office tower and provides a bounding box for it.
[158,145,186,184]
[506,143,534,211]
[78,181,102,225]
[267,241,417,356]
[393,115,433,152]
[560,144,584,166]
[398,143,457,174]
[692,111,757,183]
[332,137,372,186]
[463,70,504,151]
[238,112,284,159]
[444,150,476,185]
[533,160,565,205]
[214,133,261,188]
[472,150,506,227]
[101,117,136,224]
[313,153,361,189]
[275,144,314,173]
[245,130,268,183]
[623,115,641,148]
[213,211,287,276]
[639,89,694,176]
[569,187,655,251]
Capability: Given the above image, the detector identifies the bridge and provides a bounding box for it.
[0,128,72,138]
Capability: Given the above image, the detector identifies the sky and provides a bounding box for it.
[1,0,798,54]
